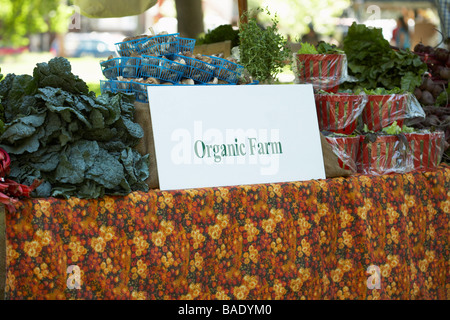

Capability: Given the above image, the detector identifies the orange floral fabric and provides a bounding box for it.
[4,165,450,300]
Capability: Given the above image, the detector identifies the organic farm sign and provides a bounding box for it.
[147,84,325,190]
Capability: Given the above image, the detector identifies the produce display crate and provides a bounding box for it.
[315,93,367,134]
[325,135,360,172]
[100,57,141,79]
[131,81,160,103]
[175,37,196,55]
[361,94,407,132]
[111,80,134,94]
[100,80,114,94]
[115,36,149,57]
[206,55,244,84]
[404,131,446,172]
[140,55,185,84]
[193,40,232,58]
[358,135,407,175]
[100,79,135,96]
[294,53,346,93]
[172,54,214,84]
[136,33,180,56]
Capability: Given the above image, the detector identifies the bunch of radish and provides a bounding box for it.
[414,43,450,81]
[413,44,449,106]
[414,73,447,106]
[412,43,450,163]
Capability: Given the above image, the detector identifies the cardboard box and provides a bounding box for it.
[193,40,232,57]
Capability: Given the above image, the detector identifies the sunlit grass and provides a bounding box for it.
[0,52,54,76]
[88,82,102,96]
[0,51,105,85]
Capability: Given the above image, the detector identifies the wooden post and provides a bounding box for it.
[238,0,248,25]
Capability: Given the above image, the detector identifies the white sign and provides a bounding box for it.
[147,84,325,190]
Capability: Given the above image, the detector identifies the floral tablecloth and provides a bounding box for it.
[3,165,450,300]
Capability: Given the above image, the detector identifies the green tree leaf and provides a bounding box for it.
[0,0,73,47]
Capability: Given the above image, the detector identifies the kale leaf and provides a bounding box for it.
[0,57,150,199]
[33,57,90,95]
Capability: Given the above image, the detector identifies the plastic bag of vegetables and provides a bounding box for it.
[314,90,368,134]
[357,88,425,132]
[293,42,352,93]
[322,131,360,173]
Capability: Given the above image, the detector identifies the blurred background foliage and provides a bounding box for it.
[248,0,351,41]
[0,0,73,47]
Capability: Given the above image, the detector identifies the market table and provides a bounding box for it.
[1,164,449,300]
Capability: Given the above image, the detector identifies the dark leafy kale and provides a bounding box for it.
[33,57,90,95]
[0,57,149,199]
[0,73,39,122]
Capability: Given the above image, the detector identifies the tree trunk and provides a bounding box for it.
[238,0,248,25]
[174,0,204,38]
[55,33,66,57]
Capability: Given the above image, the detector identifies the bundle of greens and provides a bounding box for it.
[197,24,240,48]
[354,87,406,95]
[362,121,415,135]
[380,121,415,135]
[0,57,150,199]
[297,41,344,55]
[342,23,427,93]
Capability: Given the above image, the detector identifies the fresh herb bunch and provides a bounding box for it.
[342,23,427,92]
[0,57,150,199]
[197,24,240,47]
[238,7,291,83]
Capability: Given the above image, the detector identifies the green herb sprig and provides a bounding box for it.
[238,7,292,83]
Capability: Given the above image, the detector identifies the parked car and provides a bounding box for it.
[51,32,125,58]
[0,46,28,55]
